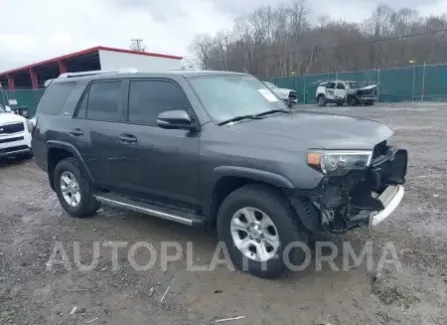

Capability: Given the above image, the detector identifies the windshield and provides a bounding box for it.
[347,81,360,89]
[189,75,288,123]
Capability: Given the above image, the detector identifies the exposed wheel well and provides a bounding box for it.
[207,176,285,228]
[47,148,73,190]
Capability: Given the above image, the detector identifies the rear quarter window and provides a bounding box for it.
[37,81,77,115]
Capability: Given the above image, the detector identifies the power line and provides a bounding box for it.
[207,27,447,65]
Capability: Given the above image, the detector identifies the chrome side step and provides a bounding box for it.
[95,193,204,226]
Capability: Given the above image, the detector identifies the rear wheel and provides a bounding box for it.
[317,95,327,107]
[217,185,309,279]
[54,157,100,218]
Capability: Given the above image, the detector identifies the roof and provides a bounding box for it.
[49,70,246,85]
[0,46,183,76]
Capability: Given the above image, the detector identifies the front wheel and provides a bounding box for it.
[54,157,100,218]
[217,185,309,279]
[347,96,358,106]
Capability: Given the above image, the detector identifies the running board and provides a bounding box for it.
[95,193,205,227]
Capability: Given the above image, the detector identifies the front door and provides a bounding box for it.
[111,79,201,206]
[334,82,347,102]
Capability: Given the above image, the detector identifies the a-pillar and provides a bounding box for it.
[7,75,15,91]
[29,68,38,89]
[58,60,67,74]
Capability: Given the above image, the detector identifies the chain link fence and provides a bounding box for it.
[269,63,447,104]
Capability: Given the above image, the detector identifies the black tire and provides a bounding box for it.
[317,95,327,106]
[54,157,99,218]
[217,184,309,279]
[22,151,34,159]
[347,96,358,106]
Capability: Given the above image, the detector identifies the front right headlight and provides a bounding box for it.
[307,150,372,176]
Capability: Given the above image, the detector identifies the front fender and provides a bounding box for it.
[212,166,295,189]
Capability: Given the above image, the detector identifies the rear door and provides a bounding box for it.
[325,82,336,101]
[73,79,129,187]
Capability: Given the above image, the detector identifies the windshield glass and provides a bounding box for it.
[347,81,360,89]
[189,75,287,123]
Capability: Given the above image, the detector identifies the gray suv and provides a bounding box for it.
[31,69,407,278]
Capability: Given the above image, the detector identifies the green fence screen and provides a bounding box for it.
[270,63,447,104]
[1,63,447,115]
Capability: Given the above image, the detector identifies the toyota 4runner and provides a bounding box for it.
[32,69,407,278]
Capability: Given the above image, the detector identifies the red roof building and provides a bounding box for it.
[0,46,183,90]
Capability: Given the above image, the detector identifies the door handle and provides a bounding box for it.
[119,134,137,143]
[69,128,84,136]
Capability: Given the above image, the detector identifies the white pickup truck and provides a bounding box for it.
[0,105,33,159]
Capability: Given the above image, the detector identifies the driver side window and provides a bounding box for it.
[336,83,345,90]
[127,80,190,126]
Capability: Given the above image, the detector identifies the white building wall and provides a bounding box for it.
[98,50,182,72]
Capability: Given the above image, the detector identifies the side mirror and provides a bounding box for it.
[157,110,195,130]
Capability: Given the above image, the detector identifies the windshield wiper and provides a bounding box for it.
[254,109,290,117]
[218,114,264,126]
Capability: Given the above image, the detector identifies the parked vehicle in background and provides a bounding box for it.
[32,69,406,279]
[263,81,298,107]
[315,80,377,107]
[0,105,33,159]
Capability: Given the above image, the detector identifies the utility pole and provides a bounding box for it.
[131,38,144,52]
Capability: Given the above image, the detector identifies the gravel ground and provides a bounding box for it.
[1,102,447,325]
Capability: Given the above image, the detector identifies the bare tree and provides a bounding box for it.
[189,2,447,78]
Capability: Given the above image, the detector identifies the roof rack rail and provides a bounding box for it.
[58,68,138,79]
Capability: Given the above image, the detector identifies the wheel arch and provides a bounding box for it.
[204,166,295,228]
[46,141,93,190]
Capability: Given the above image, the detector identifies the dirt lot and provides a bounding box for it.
[1,102,447,325]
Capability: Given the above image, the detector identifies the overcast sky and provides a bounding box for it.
[0,0,446,72]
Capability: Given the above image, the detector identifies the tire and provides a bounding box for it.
[347,96,358,106]
[217,184,308,279]
[22,151,34,159]
[317,95,327,106]
[54,157,99,218]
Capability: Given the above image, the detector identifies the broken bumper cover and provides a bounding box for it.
[369,185,405,226]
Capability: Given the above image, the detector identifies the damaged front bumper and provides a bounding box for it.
[369,184,404,226]
[290,142,408,234]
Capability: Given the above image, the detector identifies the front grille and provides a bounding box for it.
[0,122,24,134]
[0,145,29,154]
[0,136,24,144]
[289,92,297,100]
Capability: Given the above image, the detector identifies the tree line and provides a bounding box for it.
[189,1,447,78]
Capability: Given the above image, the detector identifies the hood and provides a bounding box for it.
[0,112,26,124]
[226,112,393,150]
[358,84,377,91]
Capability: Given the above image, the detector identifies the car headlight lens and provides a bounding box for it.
[307,150,372,176]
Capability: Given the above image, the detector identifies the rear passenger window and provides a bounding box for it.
[38,82,77,115]
[128,80,189,126]
[86,81,122,121]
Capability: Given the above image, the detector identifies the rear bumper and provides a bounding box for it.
[369,185,404,226]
